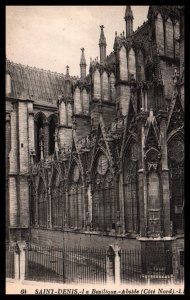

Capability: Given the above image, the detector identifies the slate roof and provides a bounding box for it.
[6,59,78,104]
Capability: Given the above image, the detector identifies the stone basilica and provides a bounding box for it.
[6,6,184,277]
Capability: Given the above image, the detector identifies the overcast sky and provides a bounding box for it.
[6,6,149,76]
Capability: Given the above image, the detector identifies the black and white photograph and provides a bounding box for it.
[5,5,184,295]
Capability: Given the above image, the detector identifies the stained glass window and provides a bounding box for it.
[92,155,116,231]
[51,173,65,228]
[123,143,139,233]
[38,178,48,227]
[29,180,36,226]
[168,138,184,233]
[68,165,83,229]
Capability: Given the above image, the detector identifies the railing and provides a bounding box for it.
[25,245,65,283]
[6,242,184,285]
[25,244,107,284]
[120,249,143,283]
[120,248,174,284]
[63,247,106,284]
[6,243,14,279]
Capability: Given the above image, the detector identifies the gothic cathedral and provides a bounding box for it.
[6,6,184,279]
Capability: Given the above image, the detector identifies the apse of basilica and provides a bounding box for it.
[6,6,184,274]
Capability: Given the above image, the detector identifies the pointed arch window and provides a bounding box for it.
[165,18,174,58]
[155,13,165,56]
[49,115,57,156]
[51,171,66,228]
[35,113,46,162]
[174,21,180,59]
[68,164,84,229]
[123,143,139,233]
[38,178,48,227]
[168,137,184,234]
[29,180,36,226]
[92,153,116,231]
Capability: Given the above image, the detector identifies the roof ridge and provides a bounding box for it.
[6,58,79,80]
[133,20,149,35]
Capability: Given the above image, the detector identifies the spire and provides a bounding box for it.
[124,6,134,37]
[66,65,70,77]
[80,48,87,79]
[125,6,133,19]
[65,65,71,96]
[80,48,86,65]
[99,25,107,45]
[99,25,107,65]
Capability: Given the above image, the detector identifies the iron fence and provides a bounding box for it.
[120,249,143,283]
[120,248,174,284]
[25,245,65,282]
[6,242,184,285]
[25,244,107,284]
[63,246,107,284]
[6,243,14,279]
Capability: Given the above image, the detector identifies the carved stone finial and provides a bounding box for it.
[66,65,69,76]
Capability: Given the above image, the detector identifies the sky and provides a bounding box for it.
[6,6,149,77]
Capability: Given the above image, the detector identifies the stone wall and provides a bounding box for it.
[30,228,141,250]
[75,115,91,139]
